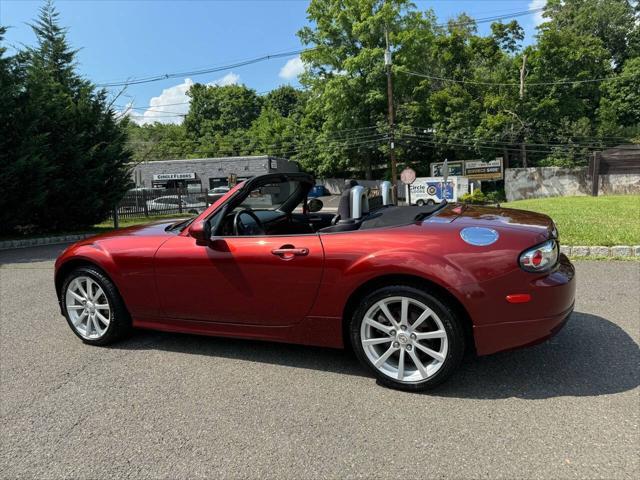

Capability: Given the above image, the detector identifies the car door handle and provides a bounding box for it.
[271,246,309,258]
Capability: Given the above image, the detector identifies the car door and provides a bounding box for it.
[153,232,324,326]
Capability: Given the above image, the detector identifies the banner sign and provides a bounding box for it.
[464,158,503,180]
[152,172,196,181]
[431,161,464,177]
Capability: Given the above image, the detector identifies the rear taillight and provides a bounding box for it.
[519,240,558,272]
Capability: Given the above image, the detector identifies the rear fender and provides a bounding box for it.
[310,249,472,319]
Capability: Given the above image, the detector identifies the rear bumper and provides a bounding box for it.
[471,253,576,355]
[473,303,574,355]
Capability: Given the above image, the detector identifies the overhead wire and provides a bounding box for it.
[98,7,546,89]
[399,69,613,86]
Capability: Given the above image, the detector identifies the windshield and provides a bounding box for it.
[238,181,302,211]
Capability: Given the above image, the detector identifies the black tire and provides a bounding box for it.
[350,285,465,392]
[426,199,435,206]
[61,266,132,346]
[416,199,425,206]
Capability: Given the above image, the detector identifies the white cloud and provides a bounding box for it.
[529,0,547,27]
[122,72,241,125]
[209,72,240,87]
[279,56,305,80]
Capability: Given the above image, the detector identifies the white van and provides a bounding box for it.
[406,176,469,205]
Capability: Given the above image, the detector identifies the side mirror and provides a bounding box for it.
[308,198,324,213]
[189,220,211,246]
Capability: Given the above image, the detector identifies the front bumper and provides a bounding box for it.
[470,253,576,355]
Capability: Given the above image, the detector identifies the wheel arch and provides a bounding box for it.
[341,273,474,353]
[55,259,117,309]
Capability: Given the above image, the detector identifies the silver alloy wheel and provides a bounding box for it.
[65,275,111,340]
[360,296,448,382]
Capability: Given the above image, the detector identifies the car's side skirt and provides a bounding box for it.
[132,315,344,349]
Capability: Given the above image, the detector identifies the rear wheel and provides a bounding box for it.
[62,266,131,345]
[426,199,435,206]
[351,285,465,391]
[416,199,425,206]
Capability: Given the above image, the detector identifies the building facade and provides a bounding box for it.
[131,156,299,190]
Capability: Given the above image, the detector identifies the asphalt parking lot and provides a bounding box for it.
[1,245,638,479]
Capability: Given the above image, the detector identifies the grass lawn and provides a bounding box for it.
[505,195,640,246]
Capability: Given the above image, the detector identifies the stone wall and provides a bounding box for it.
[505,167,640,201]
[599,173,640,195]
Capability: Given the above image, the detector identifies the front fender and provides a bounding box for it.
[55,236,165,318]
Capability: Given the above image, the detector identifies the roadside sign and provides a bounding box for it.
[464,158,503,180]
[431,161,464,177]
[400,168,416,206]
[152,172,196,181]
[400,167,417,185]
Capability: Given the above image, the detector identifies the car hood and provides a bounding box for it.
[76,220,179,244]
[449,204,557,240]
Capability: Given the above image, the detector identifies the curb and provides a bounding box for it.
[560,245,640,258]
[0,233,95,251]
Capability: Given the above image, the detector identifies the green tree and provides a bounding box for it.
[0,26,52,234]
[299,0,423,177]
[2,1,132,233]
[541,0,638,70]
[263,85,305,117]
[598,57,640,139]
[126,122,196,163]
[184,83,261,139]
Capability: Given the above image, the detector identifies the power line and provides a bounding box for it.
[436,7,544,28]
[135,135,387,160]
[400,69,613,87]
[403,128,631,147]
[97,49,308,88]
[117,105,188,116]
[129,131,387,150]
[398,134,607,155]
[98,7,544,89]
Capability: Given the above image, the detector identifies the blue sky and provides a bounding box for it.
[1,0,545,124]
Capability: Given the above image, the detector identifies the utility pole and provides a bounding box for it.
[519,54,528,168]
[385,28,398,186]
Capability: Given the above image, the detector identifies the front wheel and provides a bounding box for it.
[351,285,465,391]
[61,266,132,345]
[415,199,425,206]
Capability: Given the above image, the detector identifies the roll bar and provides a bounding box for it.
[350,185,369,220]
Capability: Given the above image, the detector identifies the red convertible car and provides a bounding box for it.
[55,173,575,391]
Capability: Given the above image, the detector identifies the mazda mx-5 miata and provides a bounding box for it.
[55,173,575,391]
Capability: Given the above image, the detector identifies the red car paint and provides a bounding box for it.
[55,192,575,356]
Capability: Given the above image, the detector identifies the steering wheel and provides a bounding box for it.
[233,209,265,236]
[331,214,341,225]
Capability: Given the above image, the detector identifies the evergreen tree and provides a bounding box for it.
[11,1,132,233]
[0,26,51,234]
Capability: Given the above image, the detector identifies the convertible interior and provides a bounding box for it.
[199,173,443,237]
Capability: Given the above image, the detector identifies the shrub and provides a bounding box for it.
[459,190,487,204]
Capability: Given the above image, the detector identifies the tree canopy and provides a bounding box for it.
[125,0,639,178]
[0,1,132,234]
[4,0,638,214]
